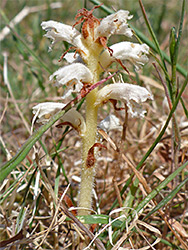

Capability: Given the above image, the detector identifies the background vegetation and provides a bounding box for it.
[0,0,188,249]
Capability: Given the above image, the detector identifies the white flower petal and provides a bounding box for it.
[49,63,93,98]
[99,42,149,70]
[96,10,133,39]
[111,42,149,69]
[41,21,87,53]
[32,103,86,135]
[99,114,122,132]
[32,102,66,123]
[95,83,153,117]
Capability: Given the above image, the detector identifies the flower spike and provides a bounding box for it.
[37,6,153,219]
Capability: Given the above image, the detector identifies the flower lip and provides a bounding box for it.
[32,102,66,123]
[64,53,84,64]
[96,10,133,39]
[32,103,86,136]
[41,21,80,48]
[94,83,153,117]
[41,20,88,55]
[99,42,149,70]
[111,42,149,66]
[49,63,93,99]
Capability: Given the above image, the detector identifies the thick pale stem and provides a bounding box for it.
[77,23,104,215]
[78,58,102,215]
[78,89,98,215]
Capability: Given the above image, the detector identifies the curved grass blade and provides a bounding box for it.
[0,109,65,183]
[138,0,167,70]
[134,160,188,216]
[144,175,188,220]
[0,172,24,204]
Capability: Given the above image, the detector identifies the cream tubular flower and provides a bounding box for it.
[41,21,87,53]
[111,42,149,68]
[61,108,86,136]
[49,63,93,98]
[96,10,133,39]
[95,83,153,117]
[32,102,66,123]
[100,42,149,70]
[32,103,86,135]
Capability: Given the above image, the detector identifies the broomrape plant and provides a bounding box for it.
[33,5,153,216]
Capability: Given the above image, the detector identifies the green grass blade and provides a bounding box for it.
[73,214,122,228]
[16,206,27,233]
[170,0,185,102]
[138,0,172,98]
[0,109,65,183]
[131,27,187,78]
[57,155,69,184]
[138,0,166,69]
[122,178,139,215]
[0,173,24,203]
[22,168,38,204]
[109,160,188,245]
[77,214,109,225]
[89,0,113,14]
[134,160,188,215]
[52,128,70,186]
[54,164,61,199]
[156,1,167,36]
[158,238,184,250]
[109,73,188,212]
[180,98,188,119]
[144,175,188,220]
[174,0,185,65]
[0,8,52,74]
